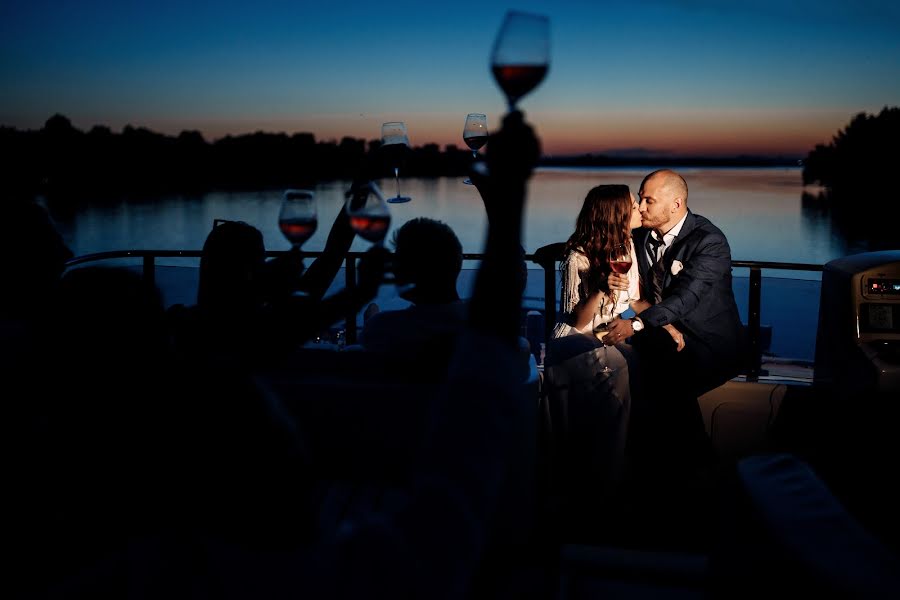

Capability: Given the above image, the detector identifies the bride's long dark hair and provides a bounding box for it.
[564,184,632,292]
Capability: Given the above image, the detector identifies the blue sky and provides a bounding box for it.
[2,0,898,155]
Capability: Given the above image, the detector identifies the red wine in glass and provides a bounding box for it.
[349,214,391,244]
[610,259,632,275]
[491,64,548,108]
[490,12,550,111]
[609,245,637,303]
[462,113,488,185]
[279,218,317,246]
[278,188,318,297]
[345,181,392,246]
[464,136,488,152]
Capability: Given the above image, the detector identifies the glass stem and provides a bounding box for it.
[394,167,401,197]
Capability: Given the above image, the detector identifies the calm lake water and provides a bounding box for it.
[51,166,844,265]
[47,167,857,361]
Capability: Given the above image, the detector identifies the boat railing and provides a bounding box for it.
[65,248,824,382]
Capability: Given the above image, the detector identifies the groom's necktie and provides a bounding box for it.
[646,233,666,304]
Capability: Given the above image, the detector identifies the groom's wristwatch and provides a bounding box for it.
[630,317,644,332]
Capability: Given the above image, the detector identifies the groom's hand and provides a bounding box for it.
[603,318,633,345]
[608,272,629,292]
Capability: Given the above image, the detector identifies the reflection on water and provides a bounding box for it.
[50,167,860,270]
[801,188,896,255]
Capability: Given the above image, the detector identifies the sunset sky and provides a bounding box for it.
[2,0,898,157]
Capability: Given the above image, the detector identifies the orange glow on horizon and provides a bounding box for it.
[114,106,855,158]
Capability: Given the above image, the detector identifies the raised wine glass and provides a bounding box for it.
[490,11,550,111]
[346,181,398,290]
[345,181,391,246]
[381,121,412,203]
[279,189,317,248]
[278,189,318,296]
[462,113,488,185]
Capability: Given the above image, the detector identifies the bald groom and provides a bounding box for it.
[606,169,744,471]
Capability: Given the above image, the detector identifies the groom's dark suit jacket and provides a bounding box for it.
[634,210,744,395]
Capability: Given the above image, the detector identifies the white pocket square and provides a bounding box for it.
[671,260,684,276]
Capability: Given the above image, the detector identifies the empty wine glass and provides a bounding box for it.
[462,113,488,185]
[381,121,412,203]
[278,189,317,297]
[491,11,550,111]
[345,181,391,246]
[593,323,615,374]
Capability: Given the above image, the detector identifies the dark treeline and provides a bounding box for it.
[3,114,805,204]
[0,114,476,201]
[541,154,799,168]
[801,106,900,250]
[802,106,899,191]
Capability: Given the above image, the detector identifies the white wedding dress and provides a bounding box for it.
[543,240,640,524]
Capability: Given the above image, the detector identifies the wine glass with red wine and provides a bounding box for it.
[462,113,488,185]
[609,243,637,303]
[345,181,391,246]
[491,11,550,111]
[381,122,412,203]
[278,189,318,297]
[279,189,318,249]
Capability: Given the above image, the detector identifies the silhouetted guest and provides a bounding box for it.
[323,110,541,599]
[360,217,467,362]
[361,203,531,378]
[0,199,72,342]
[34,267,315,597]
[168,200,386,368]
[26,267,176,594]
[3,199,73,597]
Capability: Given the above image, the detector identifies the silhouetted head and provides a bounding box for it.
[53,266,167,363]
[638,169,688,235]
[198,220,266,310]
[566,184,636,275]
[0,200,72,316]
[391,218,462,305]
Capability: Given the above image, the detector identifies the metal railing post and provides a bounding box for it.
[747,266,762,382]
[345,257,358,344]
[543,262,556,345]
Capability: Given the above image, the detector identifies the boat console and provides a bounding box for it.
[814,250,900,396]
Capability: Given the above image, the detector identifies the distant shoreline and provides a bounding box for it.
[539,155,801,168]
